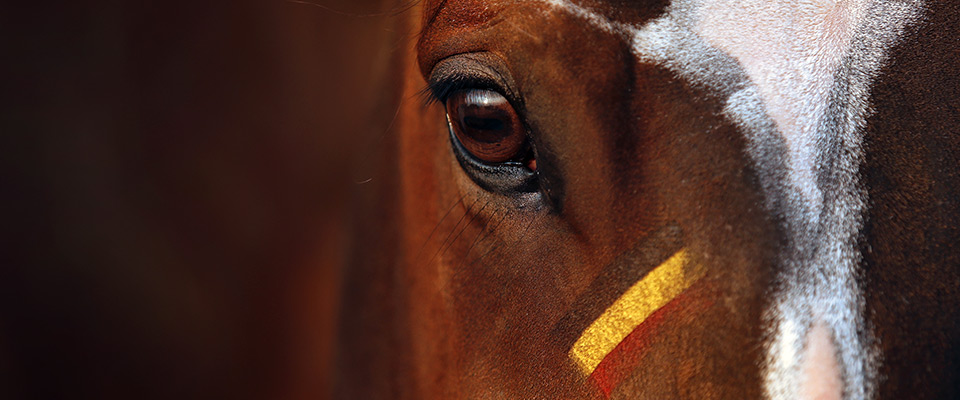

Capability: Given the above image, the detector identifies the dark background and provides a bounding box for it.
[2,1,408,398]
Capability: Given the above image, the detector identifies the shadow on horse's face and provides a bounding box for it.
[338,0,960,398]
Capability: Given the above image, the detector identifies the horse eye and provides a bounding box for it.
[446,89,528,164]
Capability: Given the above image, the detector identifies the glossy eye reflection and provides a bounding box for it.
[446,89,528,164]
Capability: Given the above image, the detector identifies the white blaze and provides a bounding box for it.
[696,0,869,227]
[696,2,922,399]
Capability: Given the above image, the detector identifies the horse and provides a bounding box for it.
[335,0,960,398]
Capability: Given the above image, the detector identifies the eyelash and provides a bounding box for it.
[421,74,512,107]
[420,81,469,107]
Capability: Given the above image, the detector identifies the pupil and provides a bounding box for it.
[463,116,505,131]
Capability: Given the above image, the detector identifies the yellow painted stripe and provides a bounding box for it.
[569,248,705,375]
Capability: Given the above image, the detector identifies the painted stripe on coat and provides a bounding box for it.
[569,248,705,374]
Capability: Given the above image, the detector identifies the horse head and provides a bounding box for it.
[338,1,960,398]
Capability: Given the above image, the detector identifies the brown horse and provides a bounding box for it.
[336,0,960,399]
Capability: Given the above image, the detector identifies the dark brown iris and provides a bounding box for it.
[446,89,527,164]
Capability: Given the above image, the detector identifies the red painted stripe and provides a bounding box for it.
[588,281,715,397]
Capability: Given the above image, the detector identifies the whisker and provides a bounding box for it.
[427,196,480,264]
[412,194,464,262]
[439,199,491,260]
[456,208,511,271]
[474,213,538,269]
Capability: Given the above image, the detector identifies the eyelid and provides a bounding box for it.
[424,53,523,110]
[422,74,503,106]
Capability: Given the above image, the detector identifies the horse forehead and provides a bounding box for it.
[546,0,872,198]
